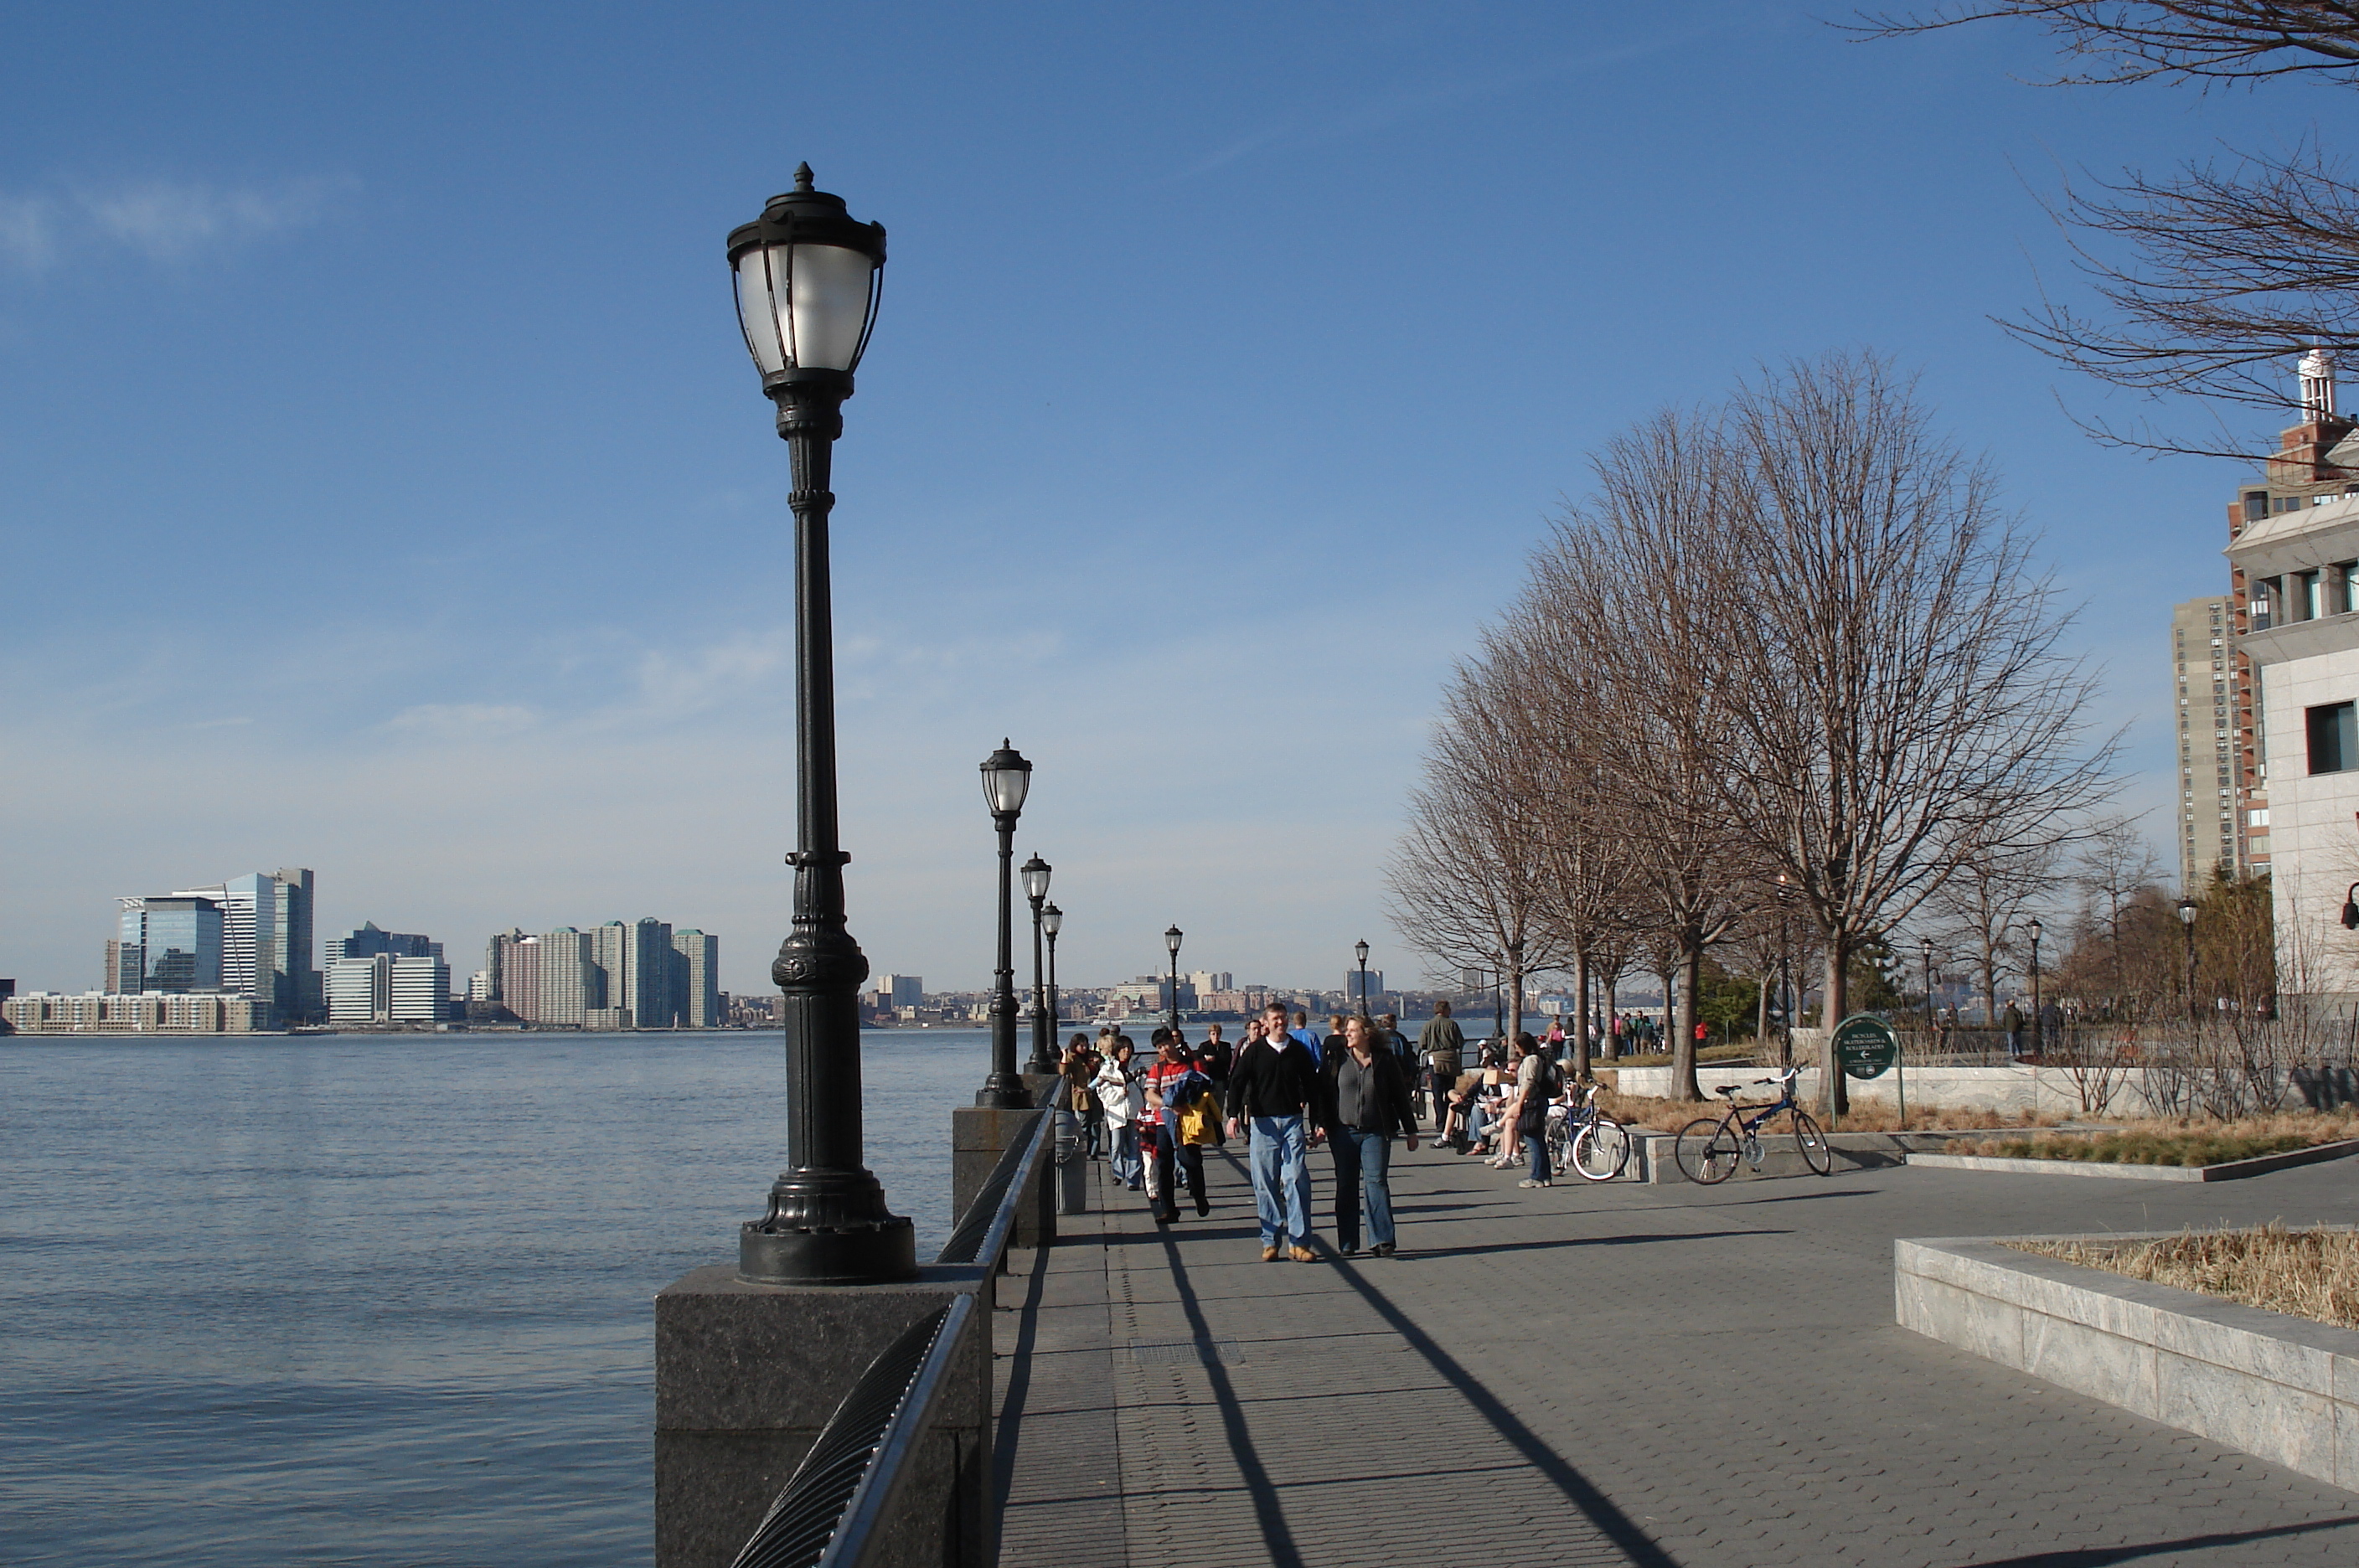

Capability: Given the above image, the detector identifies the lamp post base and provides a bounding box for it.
[975,1074,1033,1110]
[739,1214,916,1286]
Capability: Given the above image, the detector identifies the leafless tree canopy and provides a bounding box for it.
[1856,3,2359,85]
[1388,353,2117,1108]
[1859,4,2359,442]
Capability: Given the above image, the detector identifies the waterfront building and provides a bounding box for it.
[167,869,322,1024]
[873,973,924,1009]
[335,921,441,961]
[3,991,258,1034]
[536,929,593,1026]
[467,969,494,1001]
[115,896,224,993]
[1186,970,1232,996]
[2222,350,2359,1008]
[672,930,720,1029]
[2171,596,2246,889]
[1344,967,1386,1005]
[326,952,450,1024]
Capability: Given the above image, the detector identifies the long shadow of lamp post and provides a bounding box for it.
[978,743,1035,1108]
[728,166,914,1286]
[1164,925,1184,1036]
[1042,901,1063,1049]
[1023,854,1055,1073]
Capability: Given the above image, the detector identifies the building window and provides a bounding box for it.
[2246,491,2269,521]
[2308,701,2357,774]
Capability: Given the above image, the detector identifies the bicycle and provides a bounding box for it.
[1671,1066,1830,1184]
[1544,1079,1634,1182]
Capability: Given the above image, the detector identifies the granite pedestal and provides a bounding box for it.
[653,1262,993,1568]
[949,1102,1055,1250]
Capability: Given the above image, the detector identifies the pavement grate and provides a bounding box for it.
[1125,1337,1243,1366]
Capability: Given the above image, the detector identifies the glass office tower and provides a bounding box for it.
[117,897,224,993]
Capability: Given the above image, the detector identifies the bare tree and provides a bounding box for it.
[1705,353,2119,1116]
[1859,5,2359,446]
[1387,655,1566,1050]
[1924,838,2067,1023]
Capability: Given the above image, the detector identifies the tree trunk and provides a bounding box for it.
[1507,959,1525,1051]
[1820,934,1851,1117]
[1572,944,1592,1080]
[1980,935,1998,1028]
[1671,936,1702,1101]
[1603,973,1618,1059]
[1754,967,1770,1048]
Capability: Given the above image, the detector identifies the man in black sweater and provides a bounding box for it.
[1226,999,1324,1261]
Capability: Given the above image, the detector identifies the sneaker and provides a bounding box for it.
[1261,1244,1280,1262]
[1370,1241,1396,1257]
[1517,1178,1552,1189]
[1288,1246,1317,1263]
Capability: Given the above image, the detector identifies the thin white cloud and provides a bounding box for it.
[0,175,354,272]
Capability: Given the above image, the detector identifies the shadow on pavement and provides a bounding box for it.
[1945,1514,2359,1566]
[1421,1227,1780,1259]
[1329,1260,1680,1568]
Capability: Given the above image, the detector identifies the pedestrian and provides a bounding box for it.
[1379,1013,1414,1071]
[1094,1037,1144,1189]
[1289,1008,1324,1065]
[1419,1000,1464,1130]
[1145,1033,1215,1224]
[1508,1033,1562,1189]
[1545,1018,1567,1058]
[2038,999,2062,1057]
[1067,1033,1105,1158]
[1322,1014,1419,1257]
[2001,1000,2026,1060]
[1227,998,1324,1261]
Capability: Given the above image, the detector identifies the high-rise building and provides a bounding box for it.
[1187,971,1232,995]
[334,922,441,961]
[165,869,321,1024]
[1344,968,1386,1004]
[326,951,450,1024]
[536,929,593,1026]
[2171,596,2246,889]
[671,929,719,1029]
[116,896,224,993]
[873,973,924,1008]
[495,932,541,1020]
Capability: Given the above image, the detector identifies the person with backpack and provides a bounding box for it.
[1508,1032,1561,1189]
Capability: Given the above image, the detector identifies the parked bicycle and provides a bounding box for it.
[1672,1066,1830,1184]
[1544,1079,1633,1183]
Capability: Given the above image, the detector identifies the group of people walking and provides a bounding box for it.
[1056,999,1424,1258]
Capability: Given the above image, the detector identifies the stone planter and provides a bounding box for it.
[1897,1234,2359,1491]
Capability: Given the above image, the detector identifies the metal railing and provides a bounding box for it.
[726,1105,1053,1568]
[725,1294,974,1568]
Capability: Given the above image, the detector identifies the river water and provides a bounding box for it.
[0,1028,998,1566]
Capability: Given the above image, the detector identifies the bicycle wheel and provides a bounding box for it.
[1572,1117,1632,1182]
[1789,1110,1832,1175]
[1675,1117,1739,1185]
[1546,1115,1572,1174]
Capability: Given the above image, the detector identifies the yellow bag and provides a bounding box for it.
[1176,1091,1220,1145]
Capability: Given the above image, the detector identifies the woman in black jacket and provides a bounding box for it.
[1324,1014,1420,1257]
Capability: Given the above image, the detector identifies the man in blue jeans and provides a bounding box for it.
[1226,999,1323,1261]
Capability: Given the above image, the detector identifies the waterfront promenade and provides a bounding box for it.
[992,1141,2359,1567]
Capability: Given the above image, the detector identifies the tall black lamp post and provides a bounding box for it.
[2026,917,2044,1059]
[2178,895,2200,1022]
[1164,925,1184,1034]
[1354,939,1371,1018]
[728,166,914,1286]
[1919,936,1937,1045]
[1042,902,1063,1046]
[978,742,1034,1109]
[1022,854,1054,1073]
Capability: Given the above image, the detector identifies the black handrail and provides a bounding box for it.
[935,1105,1052,1267]
[725,1292,974,1568]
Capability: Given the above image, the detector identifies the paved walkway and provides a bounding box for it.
[993,1133,2359,1568]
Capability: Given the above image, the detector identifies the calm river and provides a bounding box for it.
[0,1028,996,1565]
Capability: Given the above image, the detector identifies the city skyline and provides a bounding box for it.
[3,6,2335,995]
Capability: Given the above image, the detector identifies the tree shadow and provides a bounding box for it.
[1946,1514,2359,1566]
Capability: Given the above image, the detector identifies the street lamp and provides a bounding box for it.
[2026,916,2044,1060]
[1164,924,1184,1034]
[728,166,913,1286]
[1354,939,1371,1018]
[1022,854,1054,1074]
[978,742,1034,1109]
[1919,936,1937,1051]
[2179,895,2200,1022]
[1041,902,1063,1046]
[2341,882,2359,931]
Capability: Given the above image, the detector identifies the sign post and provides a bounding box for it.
[1834,1014,1902,1126]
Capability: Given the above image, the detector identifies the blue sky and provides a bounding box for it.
[0,3,2334,997]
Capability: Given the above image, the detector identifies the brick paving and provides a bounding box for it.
[994,1135,2359,1567]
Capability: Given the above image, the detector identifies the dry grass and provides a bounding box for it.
[2007,1225,2359,1333]
[1592,1087,2053,1135]
[1949,1112,2359,1166]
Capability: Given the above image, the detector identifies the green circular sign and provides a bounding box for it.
[1834,1014,1898,1081]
